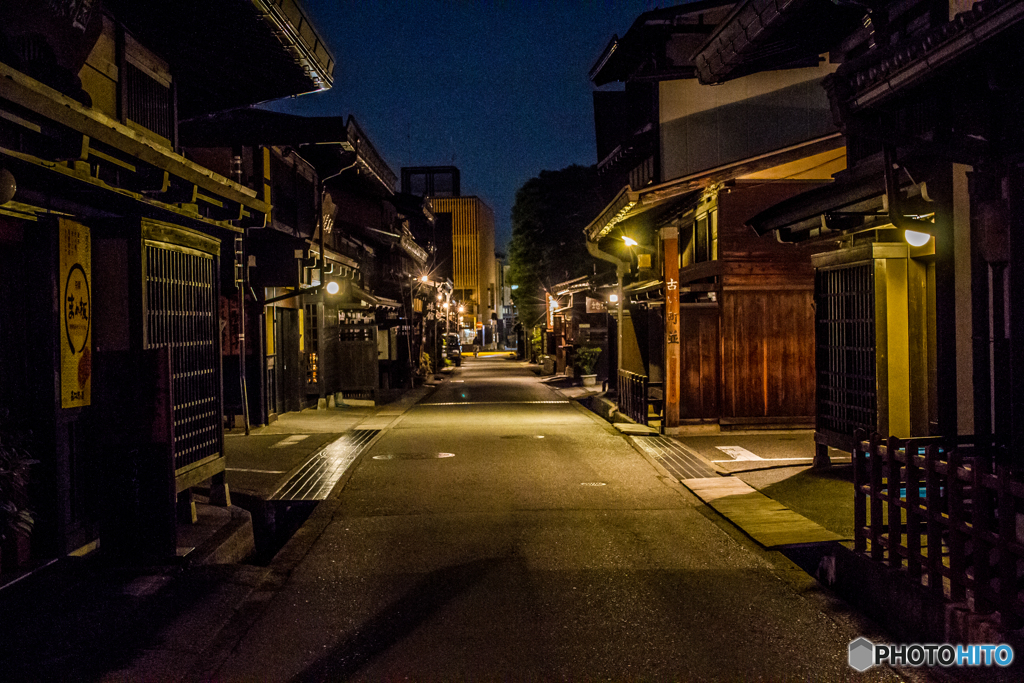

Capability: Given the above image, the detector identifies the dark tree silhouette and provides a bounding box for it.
[508,164,604,326]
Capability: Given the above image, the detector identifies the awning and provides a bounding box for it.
[105,0,334,119]
[583,184,699,243]
[744,162,889,242]
[400,234,429,264]
[624,279,664,303]
[352,285,400,309]
[584,133,843,243]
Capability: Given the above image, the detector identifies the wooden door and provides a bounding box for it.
[679,304,719,420]
[278,308,304,413]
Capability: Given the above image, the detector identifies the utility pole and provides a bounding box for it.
[234,234,249,436]
[232,150,250,435]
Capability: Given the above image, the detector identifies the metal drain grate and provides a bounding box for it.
[631,436,718,480]
[271,429,380,500]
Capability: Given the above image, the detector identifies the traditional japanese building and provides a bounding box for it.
[695,0,1024,638]
[181,111,436,413]
[583,1,847,432]
[0,0,332,566]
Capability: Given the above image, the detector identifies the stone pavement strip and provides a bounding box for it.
[682,476,850,549]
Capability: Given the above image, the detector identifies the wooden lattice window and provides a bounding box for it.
[144,243,219,471]
[124,62,173,141]
[815,262,876,436]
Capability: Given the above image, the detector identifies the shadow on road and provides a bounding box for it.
[290,556,507,682]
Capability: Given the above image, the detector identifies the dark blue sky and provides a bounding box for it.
[265,0,658,253]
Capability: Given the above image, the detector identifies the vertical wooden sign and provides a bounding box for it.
[662,226,680,429]
[60,218,91,408]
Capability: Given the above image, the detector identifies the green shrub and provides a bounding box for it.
[573,346,601,375]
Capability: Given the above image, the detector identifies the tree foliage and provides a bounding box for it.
[508,164,604,326]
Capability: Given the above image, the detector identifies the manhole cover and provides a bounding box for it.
[373,452,455,460]
[580,482,607,486]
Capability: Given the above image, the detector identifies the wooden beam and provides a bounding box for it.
[0,62,269,214]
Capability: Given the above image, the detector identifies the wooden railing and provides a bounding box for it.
[853,430,1024,625]
[618,370,648,424]
[617,370,664,433]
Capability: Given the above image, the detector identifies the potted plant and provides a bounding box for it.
[572,346,602,387]
[0,409,36,571]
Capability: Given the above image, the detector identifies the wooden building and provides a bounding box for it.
[583,1,845,431]
[700,0,1024,634]
[0,0,332,566]
[181,111,437,411]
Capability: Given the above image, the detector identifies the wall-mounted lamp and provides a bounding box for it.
[622,236,638,247]
[0,168,16,205]
[325,281,340,295]
[609,294,619,303]
[904,230,932,247]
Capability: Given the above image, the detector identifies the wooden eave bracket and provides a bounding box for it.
[0,62,270,215]
[0,144,245,232]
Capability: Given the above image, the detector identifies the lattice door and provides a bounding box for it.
[815,262,876,436]
[144,243,220,471]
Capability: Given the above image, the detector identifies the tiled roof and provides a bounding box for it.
[836,0,1024,110]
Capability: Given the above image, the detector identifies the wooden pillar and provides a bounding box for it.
[929,162,958,436]
[662,226,680,429]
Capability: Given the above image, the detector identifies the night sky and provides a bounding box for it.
[263,0,660,253]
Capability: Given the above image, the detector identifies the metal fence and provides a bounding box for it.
[853,430,1024,626]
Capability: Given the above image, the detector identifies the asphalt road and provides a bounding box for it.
[213,358,909,682]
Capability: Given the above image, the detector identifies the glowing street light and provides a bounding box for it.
[325,281,340,295]
[609,293,619,303]
[622,235,638,247]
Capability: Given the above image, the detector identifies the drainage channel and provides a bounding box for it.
[631,435,719,480]
[235,429,383,566]
[270,429,381,501]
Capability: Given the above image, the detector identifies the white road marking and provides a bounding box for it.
[711,445,814,463]
[714,446,762,461]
